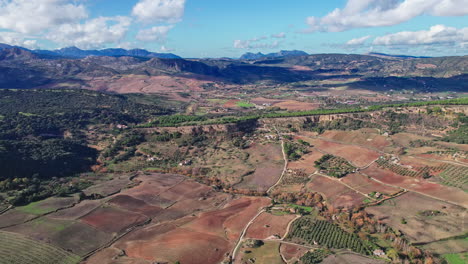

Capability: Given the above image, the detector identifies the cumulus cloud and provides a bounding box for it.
[346,35,371,45]
[0,0,187,49]
[0,31,38,48]
[373,25,468,46]
[136,25,174,42]
[271,32,286,38]
[132,0,186,24]
[47,16,132,49]
[0,0,87,34]
[305,0,468,32]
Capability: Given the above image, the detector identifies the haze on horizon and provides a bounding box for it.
[0,0,467,58]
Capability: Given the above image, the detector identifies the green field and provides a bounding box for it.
[241,241,283,264]
[289,204,314,213]
[444,253,468,264]
[236,101,255,108]
[0,231,80,264]
[16,201,55,215]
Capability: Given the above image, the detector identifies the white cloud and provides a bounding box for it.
[234,32,287,50]
[233,39,280,49]
[373,25,468,46]
[47,16,132,49]
[431,0,468,16]
[233,40,250,49]
[0,31,38,48]
[346,35,371,45]
[0,0,87,34]
[160,45,174,52]
[132,0,186,24]
[251,36,267,42]
[271,32,286,38]
[305,0,468,32]
[136,25,174,42]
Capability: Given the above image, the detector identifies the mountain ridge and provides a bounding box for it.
[0,43,181,59]
[240,50,309,60]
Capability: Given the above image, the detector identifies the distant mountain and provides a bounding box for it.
[240,50,308,60]
[0,44,466,93]
[0,47,38,61]
[0,43,14,50]
[33,46,182,59]
[367,52,432,59]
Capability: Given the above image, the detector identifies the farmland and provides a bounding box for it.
[0,231,80,264]
[287,217,373,255]
[0,87,467,264]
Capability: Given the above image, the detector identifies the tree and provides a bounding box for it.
[387,249,399,261]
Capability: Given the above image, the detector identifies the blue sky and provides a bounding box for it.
[0,0,467,57]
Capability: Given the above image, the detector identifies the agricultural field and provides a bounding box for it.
[365,192,466,243]
[443,252,468,264]
[321,253,387,264]
[363,162,468,206]
[105,196,271,264]
[280,243,311,263]
[305,174,365,208]
[0,87,467,264]
[0,231,80,264]
[245,212,297,240]
[235,241,284,264]
[287,217,373,255]
[307,138,381,167]
[319,129,390,151]
[314,154,356,178]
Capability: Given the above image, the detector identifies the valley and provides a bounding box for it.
[0,47,467,264]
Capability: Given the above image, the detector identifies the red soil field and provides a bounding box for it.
[124,228,230,264]
[223,197,272,241]
[108,195,164,218]
[120,174,185,207]
[157,180,213,201]
[280,243,309,263]
[49,200,102,220]
[305,175,365,208]
[363,163,468,208]
[223,99,240,108]
[111,197,270,264]
[186,197,271,240]
[245,212,297,240]
[250,97,283,105]
[365,192,466,243]
[288,150,324,174]
[320,130,390,151]
[80,206,148,234]
[235,143,284,192]
[311,139,381,167]
[341,173,401,195]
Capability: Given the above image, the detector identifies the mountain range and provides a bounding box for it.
[0,44,466,93]
[239,50,309,60]
[0,43,181,59]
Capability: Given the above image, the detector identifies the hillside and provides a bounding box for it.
[0,47,467,93]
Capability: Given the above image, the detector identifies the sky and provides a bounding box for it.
[0,0,467,58]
